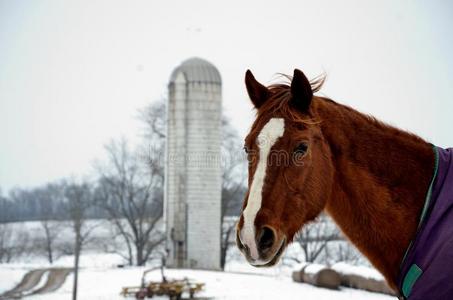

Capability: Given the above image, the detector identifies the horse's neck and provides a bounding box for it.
[314,98,435,289]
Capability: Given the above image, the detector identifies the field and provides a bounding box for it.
[0,253,395,300]
[0,220,394,300]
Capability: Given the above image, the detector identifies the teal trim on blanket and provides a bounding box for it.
[399,145,439,298]
[402,264,423,298]
[418,145,439,230]
[401,146,439,265]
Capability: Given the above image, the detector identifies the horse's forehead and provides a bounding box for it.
[256,118,285,146]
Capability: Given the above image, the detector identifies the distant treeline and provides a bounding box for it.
[0,183,109,223]
[0,182,244,223]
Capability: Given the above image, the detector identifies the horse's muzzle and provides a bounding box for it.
[236,225,286,267]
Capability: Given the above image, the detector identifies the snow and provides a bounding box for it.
[24,267,394,300]
[0,220,393,299]
[292,262,327,274]
[0,253,394,300]
[225,259,292,277]
[17,268,391,300]
[0,266,28,294]
[53,253,125,269]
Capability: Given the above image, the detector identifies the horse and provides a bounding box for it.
[236,69,453,299]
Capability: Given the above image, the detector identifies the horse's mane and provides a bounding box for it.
[255,73,428,145]
[256,74,326,125]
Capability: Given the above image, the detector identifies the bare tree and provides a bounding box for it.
[286,214,341,265]
[327,241,363,265]
[39,220,60,264]
[139,100,166,182]
[65,181,95,300]
[0,223,30,263]
[139,99,166,142]
[95,139,164,266]
[35,183,65,264]
[220,117,247,270]
[0,223,15,263]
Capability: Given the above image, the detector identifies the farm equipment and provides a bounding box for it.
[120,265,204,300]
[121,279,204,300]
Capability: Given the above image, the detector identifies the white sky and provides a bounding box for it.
[1,0,452,193]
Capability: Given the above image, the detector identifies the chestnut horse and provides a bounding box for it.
[236,69,453,299]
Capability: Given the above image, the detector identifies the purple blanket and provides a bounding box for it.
[398,147,453,299]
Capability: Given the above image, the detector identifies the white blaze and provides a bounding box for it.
[241,118,285,260]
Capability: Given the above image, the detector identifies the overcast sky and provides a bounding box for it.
[1,0,452,193]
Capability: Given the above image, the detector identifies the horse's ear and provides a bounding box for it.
[245,70,270,109]
[290,69,313,111]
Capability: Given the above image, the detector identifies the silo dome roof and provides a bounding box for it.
[170,57,221,84]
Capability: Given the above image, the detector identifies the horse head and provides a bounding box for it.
[236,69,334,267]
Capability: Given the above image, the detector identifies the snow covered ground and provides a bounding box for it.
[0,266,27,294]
[0,220,394,299]
[0,252,395,300]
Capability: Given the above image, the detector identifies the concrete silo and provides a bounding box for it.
[165,57,222,270]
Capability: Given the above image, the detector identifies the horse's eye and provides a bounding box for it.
[243,146,249,154]
[294,143,308,155]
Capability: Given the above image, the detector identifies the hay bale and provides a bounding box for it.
[292,270,304,283]
[292,263,341,290]
[341,274,395,295]
[332,263,396,296]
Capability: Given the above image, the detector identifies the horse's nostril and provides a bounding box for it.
[258,226,275,252]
